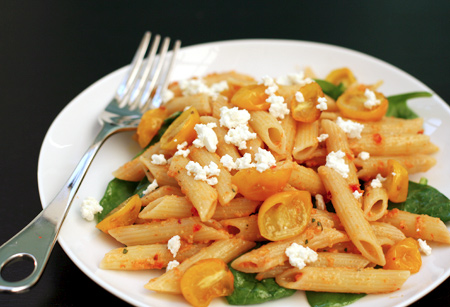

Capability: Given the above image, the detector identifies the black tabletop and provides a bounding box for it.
[1,1,449,306]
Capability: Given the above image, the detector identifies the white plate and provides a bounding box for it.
[38,39,450,307]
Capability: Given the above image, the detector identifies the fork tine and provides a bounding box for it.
[126,34,162,110]
[115,31,151,104]
[142,39,181,111]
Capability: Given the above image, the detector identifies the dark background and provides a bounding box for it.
[1,1,449,306]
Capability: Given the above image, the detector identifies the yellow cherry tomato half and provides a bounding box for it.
[96,194,141,233]
[230,84,270,111]
[325,67,357,88]
[383,159,409,203]
[231,162,294,201]
[336,84,388,121]
[135,107,169,148]
[180,258,234,307]
[258,190,312,241]
[291,82,324,123]
[160,106,200,151]
[384,237,421,273]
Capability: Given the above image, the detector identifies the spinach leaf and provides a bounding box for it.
[96,178,139,222]
[388,181,450,222]
[226,267,296,305]
[306,291,366,307]
[314,79,346,100]
[386,92,432,119]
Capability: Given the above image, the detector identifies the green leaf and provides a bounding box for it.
[306,291,366,307]
[388,181,450,222]
[314,79,346,100]
[386,92,432,119]
[226,267,296,305]
[96,178,139,222]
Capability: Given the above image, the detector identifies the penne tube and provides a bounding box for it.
[140,185,184,206]
[211,94,232,119]
[276,267,410,293]
[370,221,406,248]
[362,117,424,135]
[168,155,218,221]
[249,110,287,155]
[380,209,450,244]
[99,242,208,270]
[108,217,229,246]
[220,215,264,241]
[354,155,437,180]
[140,158,179,187]
[189,146,238,206]
[164,93,212,116]
[138,195,192,219]
[349,133,434,156]
[212,197,261,220]
[288,163,326,196]
[318,166,385,266]
[231,227,349,273]
[362,185,389,221]
[144,238,256,294]
[292,121,319,162]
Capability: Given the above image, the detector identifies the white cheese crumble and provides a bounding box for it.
[325,150,350,178]
[316,96,328,111]
[259,76,290,120]
[174,141,190,157]
[418,238,432,256]
[220,154,237,172]
[234,153,256,170]
[219,106,251,129]
[317,133,329,142]
[80,197,103,221]
[168,235,181,257]
[285,243,318,269]
[143,179,159,194]
[186,161,221,185]
[336,117,364,139]
[364,88,381,109]
[162,89,175,103]
[358,151,370,161]
[166,260,180,271]
[295,91,305,103]
[254,148,277,172]
[179,78,228,99]
[276,72,314,87]
[370,174,386,189]
[193,123,218,152]
[151,154,167,165]
[315,194,326,211]
[353,190,363,200]
[223,124,257,150]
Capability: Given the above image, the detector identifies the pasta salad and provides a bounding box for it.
[84,67,450,307]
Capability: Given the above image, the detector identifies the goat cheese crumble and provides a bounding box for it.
[166,260,180,271]
[193,123,218,152]
[151,154,167,165]
[143,179,159,194]
[364,88,381,109]
[186,161,221,185]
[316,96,328,111]
[358,151,370,160]
[179,78,228,99]
[168,235,181,257]
[317,133,329,142]
[80,197,103,221]
[325,150,350,178]
[336,117,364,139]
[174,141,190,158]
[370,174,386,189]
[418,238,432,256]
[276,72,314,87]
[285,243,318,269]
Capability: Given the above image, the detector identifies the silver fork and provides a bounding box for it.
[0,31,181,293]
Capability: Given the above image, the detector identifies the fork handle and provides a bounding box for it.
[0,123,121,292]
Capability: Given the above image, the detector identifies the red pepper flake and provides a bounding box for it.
[417,129,424,134]
[38,236,42,239]
[193,224,202,233]
[294,273,303,281]
[349,183,360,193]
[190,206,199,216]
[153,254,159,261]
[373,133,383,144]
[177,219,182,224]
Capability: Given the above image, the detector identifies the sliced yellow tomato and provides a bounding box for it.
[291,82,324,123]
[384,238,421,273]
[231,161,293,201]
[258,190,312,241]
[96,194,141,233]
[160,106,200,151]
[325,67,357,88]
[383,159,409,203]
[180,258,234,307]
[135,107,169,148]
[230,84,270,111]
[336,84,388,121]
